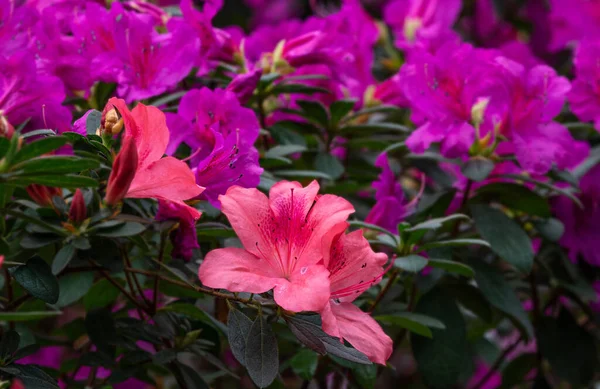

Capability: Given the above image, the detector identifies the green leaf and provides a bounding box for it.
[537,310,597,386]
[290,349,318,381]
[13,364,60,389]
[244,315,279,388]
[342,123,410,134]
[159,303,227,334]
[353,364,377,389]
[0,330,20,359]
[427,259,474,278]
[469,260,533,340]
[13,257,59,304]
[0,137,10,159]
[330,99,356,124]
[52,244,76,275]
[85,109,102,135]
[275,169,333,180]
[54,272,94,308]
[270,84,331,96]
[406,214,469,232]
[534,218,564,242]
[12,344,41,361]
[150,91,187,107]
[314,153,344,180]
[461,157,495,182]
[411,288,470,389]
[170,361,210,389]
[0,311,62,322]
[269,123,308,147]
[227,306,253,366]
[296,100,329,127]
[418,238,490,251]
[471,204,533,273]
[96,222,146,237]
[349,220,399,243]
[394,255,428,273]
[12,137,69,164]
[445,282,493,323]
[501,353,537,389]
[264,145,306,159]
[11,156,99,174]
[377,312,446,338]
[84,279,121,310]
[85,308,117,356]
[472,183,551,218]
[8,174,99,188]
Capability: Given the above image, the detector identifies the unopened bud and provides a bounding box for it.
[26,185,63,207]
[226,69,261,104]
[0,114,14,139]
[68,189,87,223]
[103,108,124,136]
[105,136,138,205]
[10,379,25,389]
[471,97,490,128]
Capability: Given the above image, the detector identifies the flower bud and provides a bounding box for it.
[105,136,138,205]
[226,69,261,104]
[10,379,25,389]
[0,113,14,139]
[26,185,63,207]
[103,108,124,136]
[471,97,490,128]
[68,189,87,223]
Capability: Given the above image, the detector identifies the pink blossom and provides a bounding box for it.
[569,39,600,130]
[198,181,354,312]
[320,229,392,365]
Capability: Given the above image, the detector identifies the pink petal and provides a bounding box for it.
[322,302,393,365]
[273,264,331,312]
[198,248,280,293]
[127,156,203,202]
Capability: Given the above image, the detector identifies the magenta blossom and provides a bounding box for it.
[466,361,502,389]
[156,200,202,261]
[553,164,600,267]
[569,39,600,131]
[166,88,263,207]
[384,0,462,52]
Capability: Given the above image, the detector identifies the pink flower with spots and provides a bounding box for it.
[198,181,354,312]
[320,229,393,365]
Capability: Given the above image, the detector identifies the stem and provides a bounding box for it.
[89,259,149,313]
[122,250,150,307]
[471,337,522,389]
[369,269,399,313]
[529,270,543,367]
[152,232,167,315]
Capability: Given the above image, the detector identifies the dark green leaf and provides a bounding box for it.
[12,137,69,164]
[270,84,331,96]
[314,153,344,180]
[85,308,117,356]
[349,220,399,242]
[353,364,377,389]
[86,110,102,135]
[227,307,253,366]
[0,330,20,359]
[170,361,210,389]
[538,310,597,386]
[0,311,62,322]
[342,123,410,134]
[285,315,327,355]
[321,337,372,364]
[264,145,306,159]
[428,259,474,278]
[406,214,469,232]
[330,99,356,124]
[96,222,146,237]
[20,234,61,249]
[13,257,59,304]
[461,157,495,182]
[418,238,490,251]
[377,312,446,338]
[394,255,428,273]
[269,123,308,147]
[0,137,10,159]
[9,174,99,188]
[52,244,76,275]
[54,272,94,308]
[160,303,227,334]
[534,218,564,242]
[445,283,493,323]
[84,279,122,310]
[472,183,551,217]
[290,349,318,380]
[501,353,537,389]
[296,100,329,127]
[469,260,533,340]
[411,288,469,389]
[245,315,279,388]
[11,157,99,174]
[275,169,332,180]
[152,349,177,365]
[471,204,533,273]
[13,364,60,389]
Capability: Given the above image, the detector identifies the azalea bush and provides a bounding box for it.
[1,0,600,388]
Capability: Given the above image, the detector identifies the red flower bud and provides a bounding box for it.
[105,136,138,205]
[0,114,14,139]
[26,185,63,207]
[68,189,87,223]
[11,379,25,389]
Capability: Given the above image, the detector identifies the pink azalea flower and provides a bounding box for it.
[165,88,262,207]
[105,98,203,207]
[552,164,600,266]
[198,181,354,312]
[320,229,393,365]
[569,39,600,130]
[384,0,462,52]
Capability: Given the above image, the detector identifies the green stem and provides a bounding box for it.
[152,232,167,315]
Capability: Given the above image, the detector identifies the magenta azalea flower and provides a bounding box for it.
[569,39,600,131]
[320,229,393,365]
[157,199,202,261]
[166,87,263,207]
[198,181,355,312]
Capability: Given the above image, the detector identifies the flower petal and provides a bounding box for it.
[198,248,280,293]
[273,264,331,312]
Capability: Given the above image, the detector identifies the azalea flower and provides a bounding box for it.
[320,229,393,365]
[165,88,262,207]
[156,199,202,261]
[569,39,600,131]
[104,98,203,207]
[198,181,354,312]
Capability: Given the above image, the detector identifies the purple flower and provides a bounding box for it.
[166,88,263,207]
[553,164,600,267]
[569,39,600,130]
[0,0,38,57]
[384,0,462,52]
[466,361,502,389]
[0,52,71,134]
[156,199,202,261]
[545,0,600,52]
[366,153,421,232]
[226,69,261,104]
